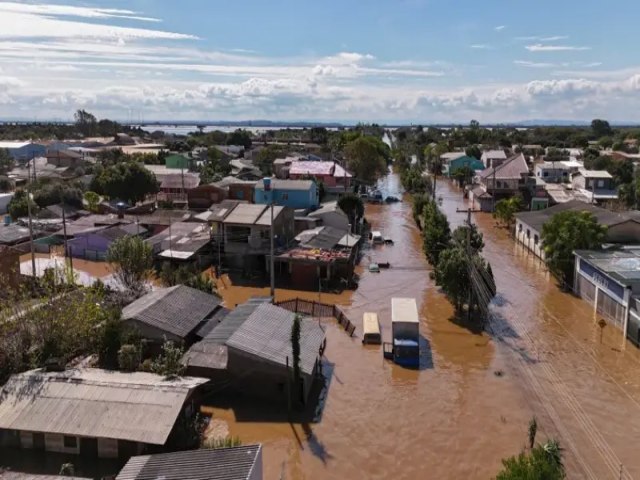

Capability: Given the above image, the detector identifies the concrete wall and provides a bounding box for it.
[68,232,110,259]
[515,220,544,258]
[310,211,349,230]
[255,184,318,209]
[249,446,264,480]
[44,433,80,455]
[122,319,182,344]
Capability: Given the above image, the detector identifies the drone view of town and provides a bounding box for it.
[1,1,640,480]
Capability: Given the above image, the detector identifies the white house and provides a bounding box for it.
[480,150,507,168]
[534,161,570,183]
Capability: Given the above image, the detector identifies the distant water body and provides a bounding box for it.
[137,124,340,136]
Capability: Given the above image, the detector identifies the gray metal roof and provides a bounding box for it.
[122,285,222,339]
[226,303,325,376]
[575,248,640,285]
[0,369,208,445]
[0,224,33,245]
[223,204,267,225]
[516,200,638,232]
[479,153,528,180]
[255,205,285,226]
[116,445,262,480]
[300,226,345,250]
[204,298,268,343]
[194,307,230,338]
[1,473,91,480]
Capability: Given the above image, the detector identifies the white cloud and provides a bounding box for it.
[495,25,506,31]
[0,2,160,22]
[470,44,492,50]
[514,61,556,68]
[515,60,602,69]
[525,44,590,52]
[516,35,568,42]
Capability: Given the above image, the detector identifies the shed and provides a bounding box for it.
[116,444,263,480]
[122,285,222,342]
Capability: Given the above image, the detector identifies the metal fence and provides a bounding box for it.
[274,298,356,337]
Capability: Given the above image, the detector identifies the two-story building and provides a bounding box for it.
[480,150,508,169]
[444,155,485,178]
[534,161,570,183]
[571,169,618,202]
[254,179,318,210]
[469,153,529,212]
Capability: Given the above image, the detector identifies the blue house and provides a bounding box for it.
[445,155,485,177]
[254,179,318,209]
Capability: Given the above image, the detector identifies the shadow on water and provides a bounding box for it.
[448,311,486,336]
[419,333,434,370]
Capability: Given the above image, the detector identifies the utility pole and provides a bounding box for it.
[466,208,473,323]
[492,166,496,213]
[61,200,73,272]
[270,200,275,299]
[26,155,36,278]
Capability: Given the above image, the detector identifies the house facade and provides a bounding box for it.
[254,179,318,210]
[187,184,228,210]
[445,155,485,177]
[67,224,146,260]
[288,161,352,191]
[571,169,618,202]
[480,150,507,168]
[534,162,570,183]
[470,153,530,212]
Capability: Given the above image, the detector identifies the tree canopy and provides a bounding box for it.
[7,189,37,220]
[0,148,15,175]
[226,129,252,149]
[541,211,607,287]
[493,197,523,228]
[106,235,154,295]
[91,162,159,204]
[344,135,389,185]
[496,440,565,480]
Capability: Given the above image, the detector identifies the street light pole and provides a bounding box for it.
[270,201,275,299]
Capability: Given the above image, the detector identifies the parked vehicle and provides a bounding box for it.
[368,263,380,273]
[387,297,420,367]
[370,231,384,244]
[385,196,400,203]
[362,312,381,345]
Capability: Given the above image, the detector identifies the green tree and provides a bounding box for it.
[98,316,123,369]
[7,189,38,220]
[152,339,185,378]
[106,235,154,294]
[452,224,484,254]
[465,145,482,160]
[493,197,523,228]
[74,109,98,136]
[591,119,613,138]
[412,193,430,226]
[33,182,84,209]
[344,136,389,185]
[254,144,287,175]
[290,314,302,392]
[0,148,15,174]
[434,246,469,312]
[422,200,451,266]
[226,129,252,149]
[528,417,538,449]
[451,165,475,187]
[337,193,364,227]
[541,211,607,288]
[83,191,100,212]
[91,162,159,204]
[118,344,141,372]
[495,440,565,480]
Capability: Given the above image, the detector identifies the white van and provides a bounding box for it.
[362,312,381,344]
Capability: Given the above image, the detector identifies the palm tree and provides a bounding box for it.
[542,439,564,470]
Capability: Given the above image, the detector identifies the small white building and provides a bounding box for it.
[308,201,349,230]
[534,161,570,183]
[480,150,507,168]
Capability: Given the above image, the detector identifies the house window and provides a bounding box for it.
[534,234,539,245]
[597,179,605,188]
[543,171,548,177]
[281,193,289,200]
[518,223,523,232]
[63,436,77,448]
[526,229,530,238]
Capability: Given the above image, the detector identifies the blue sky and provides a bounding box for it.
[0,0,639,123]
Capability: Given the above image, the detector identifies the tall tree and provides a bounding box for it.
[290,314,302,392]
[106,235,154,294]
[451,224,484,254]
[226,129,252,149]
[591,119,613,139]
[0,148,15,174]
[74,109,98,136]
[422,200,451,265]
[91,162,159,204]
[344,136,389,185]
[337,193,364,228]
[496,440,565,480]
[493,197,523,228]
[7,189,37,220]
[541,211,607,288]
[434,246,469,312]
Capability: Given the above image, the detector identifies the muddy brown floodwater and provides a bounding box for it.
[213,173,640,479]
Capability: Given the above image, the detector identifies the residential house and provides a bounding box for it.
[0,368,208,459]
[480,150,507,168]
[225,302,326,403]
[288,161,352,193]
[444,155,485,178]
[67,223,147,260]
[116,445,263,480]
[277,225,360,290]
[0,245,20,285]
[515,200,640,258]
[121,285,223,345]
[145,222,212,267]
[45,149,92,169]
[222,203,294,270]
[469,153,529,212]
[163,153,191,170]
[183,297,269,379]
[273,156,299,178]
[571,169,618,202]
[210,176,257,202]
[254,179,319,210]
[230,159,262,180]
[187,183,228,210]
[534,161,570,183]
[0,223,40,249]
[0,192,14,214]
[573,249,640,347]
[158,173,200,203]
[308,201,349,230]
[0,141,46,161]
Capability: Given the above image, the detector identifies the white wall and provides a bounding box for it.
[515,220,544,258]
[44,433,80,455]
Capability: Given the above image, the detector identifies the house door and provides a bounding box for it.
[32,432,45,450]
[79,437,98,457]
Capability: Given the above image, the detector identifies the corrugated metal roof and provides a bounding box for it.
[300,226,345,250]
[479,153,528,180]
[0,369,208,445]
[204,298,268,344]
[255,179,314,191]
[1,473,91,480]
[0,224,33,244]
[122,285,222,339]
[255,205,285,226]
[116,445,262,480]
[223,204,267,225]
[516,200,637,231]
[226,303,325,376]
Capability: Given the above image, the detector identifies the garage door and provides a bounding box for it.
[577,275,596,305]
[596,289,625,329]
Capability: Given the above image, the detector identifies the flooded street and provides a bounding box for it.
[213,173,536,480]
